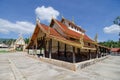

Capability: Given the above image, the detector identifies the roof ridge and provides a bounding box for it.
[61,18,85,32]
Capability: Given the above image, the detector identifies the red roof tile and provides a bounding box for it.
[56,20,80,38]
[111,48,120,52]
[40,23,63,38]
[55,20,94,42]
[84,34,93,42]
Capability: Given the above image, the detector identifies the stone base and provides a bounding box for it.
[27,54,109,71]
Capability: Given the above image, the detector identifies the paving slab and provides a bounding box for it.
[0,54,15,80]
[0,52,120,80]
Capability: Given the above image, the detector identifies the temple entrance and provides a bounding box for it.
[16,45,23,51]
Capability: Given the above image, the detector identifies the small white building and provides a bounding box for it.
[14,36,26,51]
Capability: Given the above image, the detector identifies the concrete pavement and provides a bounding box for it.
[0,52,120,80]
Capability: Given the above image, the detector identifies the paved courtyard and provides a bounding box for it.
[0,52,120,80]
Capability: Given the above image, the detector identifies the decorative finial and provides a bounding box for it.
[36,16,40,23]
[94,33,98,42]
[72,16,74,23]
[52,15,54,19]
[62,15,65,19]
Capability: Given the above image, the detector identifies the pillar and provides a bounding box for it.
[48,39,52,59]
[73,47,76,63]
[57,41,60,57]
[103,48,105,56]
[64,44,67,57]
[89,50,91,59]
[100,47,102,57]
[43,37,46,57]
[77,48,81,61]
[96,46,98,58]
[28,48,29,54]
[35,39,38,55]
[32,45,35,55]
[40,48,42,54]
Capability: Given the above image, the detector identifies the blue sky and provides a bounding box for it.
[0,0,120,42]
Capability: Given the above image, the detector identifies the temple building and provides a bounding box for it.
[14,35,26,51]
[111,48,120,55]
[26,17,110,63]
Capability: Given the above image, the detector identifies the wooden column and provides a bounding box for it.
[77,48,80,54]
[77,48,81,61]
[40,38,42,55]
[64,44,67,57]
[43,36,46,57]
[89,50,91,59]
[100,47,102,57]
[57,41,60,57]
[73,47,76,63]
[96,50,97,58]
[44,41,47,57]
[106,49,107,56]
[48,39,52,59]
[36,46,37,55]
[40,48,42,54]
[96,46,98,58]
[32,46,34,55]
[35,39,38,55]
[103,48,105,56]
[28,48,29,54]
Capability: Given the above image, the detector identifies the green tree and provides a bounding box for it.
[99,40,120,48]
[113,16,120,26]
[24,38,29,44]
[113,16,120,42]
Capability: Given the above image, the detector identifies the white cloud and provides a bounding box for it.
[103,24,120,34]
[35,6,60,22]
[0,18,35,34]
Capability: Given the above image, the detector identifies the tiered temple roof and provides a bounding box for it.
[27,17,97,49]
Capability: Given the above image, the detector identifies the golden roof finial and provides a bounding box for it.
[72,16,74,23]
[52,15,54,19]
[36,16,40,23]
[94,33,98,42]
[62,15,65,19]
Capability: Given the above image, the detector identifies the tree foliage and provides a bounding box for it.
[99,40,120,48]
[113,16,120,26]
[24,38,29,44]
[0,38,29,46]
[113,16,120,42]
[0,38,15,46]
